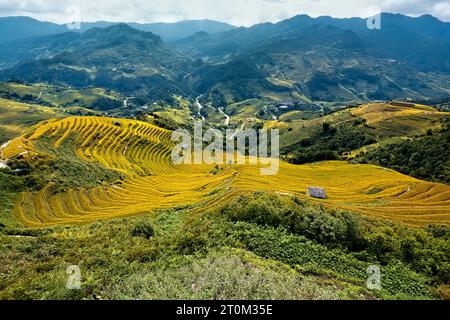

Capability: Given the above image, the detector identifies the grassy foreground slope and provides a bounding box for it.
[1,191,449,300]
[2,115,450,227]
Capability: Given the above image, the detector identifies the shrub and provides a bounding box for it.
[153,116,179,131]
[286,124,375,164]
[220,193,365,249]
[130,222,154,239]
[363,124,449,183]
[176,232,208,255]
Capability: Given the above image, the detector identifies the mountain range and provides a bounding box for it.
[0,24,193,100]
[0,16,235,42]
[0,14,450,106]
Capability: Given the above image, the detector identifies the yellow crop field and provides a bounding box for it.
[351,103,446,135]
[3,116,450,227]
[280,102,448,150]
[0,98,64,143]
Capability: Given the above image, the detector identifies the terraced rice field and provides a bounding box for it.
[0,98,63,143]
[3,116,450,227]
[280,102,448,149]
[351,103,447,136]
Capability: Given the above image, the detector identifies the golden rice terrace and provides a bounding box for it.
[2,115,450,227]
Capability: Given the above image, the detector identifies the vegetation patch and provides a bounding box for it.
[362,122,450,184]
[2,192,447,299]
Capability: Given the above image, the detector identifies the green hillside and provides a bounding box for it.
[1,11,450,302]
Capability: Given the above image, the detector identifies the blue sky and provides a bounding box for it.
[0,0,449,26]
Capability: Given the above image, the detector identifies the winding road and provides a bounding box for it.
[195,96,205,121]
[264,105,277,120]
[227,122,246,141]
[0,140,11,168]
[123,97,134,108]
[218,107,231,126]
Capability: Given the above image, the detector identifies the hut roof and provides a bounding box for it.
[307,187,327,199]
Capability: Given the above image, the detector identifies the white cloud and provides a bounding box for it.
[377,0,450,21]
[0,0,448,26]
[433,2,450,21]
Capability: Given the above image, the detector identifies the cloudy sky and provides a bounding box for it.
[0,0,449,26]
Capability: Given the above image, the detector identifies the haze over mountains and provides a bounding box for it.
[1,13,450,105]
[0,16,236,42]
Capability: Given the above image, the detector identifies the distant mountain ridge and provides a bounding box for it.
[0,16,66,42]
[175,13,450,103]
[0,16,236,42]
[173,13,450,72]
[0,24,193,99]
[1,13,450,105]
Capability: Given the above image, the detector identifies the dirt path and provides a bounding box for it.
[218,107,231,126]
[196,96,205,121]
[0,140,11,168]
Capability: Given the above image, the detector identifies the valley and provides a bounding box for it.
[0,102,448,300]
[0,12,449,301]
